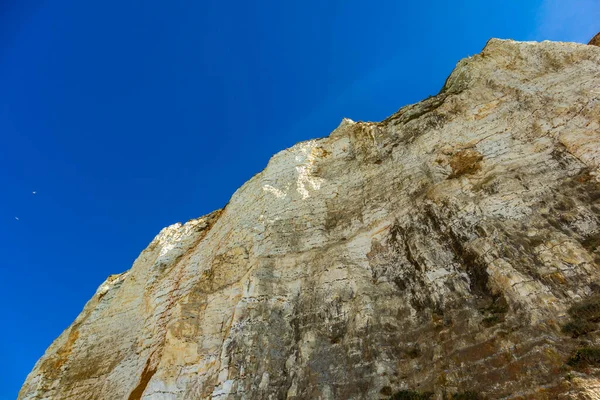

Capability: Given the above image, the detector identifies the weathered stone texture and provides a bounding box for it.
[20,39,600,399]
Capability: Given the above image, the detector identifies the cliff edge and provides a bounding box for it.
[20,37,600,399]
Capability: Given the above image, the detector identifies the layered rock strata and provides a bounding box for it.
[20,38,600,399]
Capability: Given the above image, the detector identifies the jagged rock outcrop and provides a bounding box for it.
[20,38,600,399]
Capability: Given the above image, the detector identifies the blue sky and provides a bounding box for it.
[0,0,596,397]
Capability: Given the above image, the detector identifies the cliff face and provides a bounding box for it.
[20,39,600,399]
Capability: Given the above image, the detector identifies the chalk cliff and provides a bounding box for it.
[20,38,600,399]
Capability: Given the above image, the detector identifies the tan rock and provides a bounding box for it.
[20,39,600,399]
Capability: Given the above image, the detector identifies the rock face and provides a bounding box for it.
[20,38,600,399]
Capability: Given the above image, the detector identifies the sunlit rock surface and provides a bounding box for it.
[20,38,600,399]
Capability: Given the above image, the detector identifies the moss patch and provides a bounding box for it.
[561,319,597,338]
[561,296,600,337]
[568,296,600,321]
[480,295,509,327]
[390,390,434,400]
[567,347,600,368]
[452,392,483,400]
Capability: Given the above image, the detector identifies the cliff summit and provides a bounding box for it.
[20,36,600,399]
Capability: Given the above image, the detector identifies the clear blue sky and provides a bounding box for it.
[1,0,597,397]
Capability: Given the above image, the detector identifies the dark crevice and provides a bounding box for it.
[128,357,157,400]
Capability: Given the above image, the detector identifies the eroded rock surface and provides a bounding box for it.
[20,38,600,399]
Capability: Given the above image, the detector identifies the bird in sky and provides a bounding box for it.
[15,217,19,221]
[32,191,37,195]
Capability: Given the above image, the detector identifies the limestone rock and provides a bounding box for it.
[20,39,600,399]
[589,32,600,47]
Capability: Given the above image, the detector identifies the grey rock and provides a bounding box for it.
[20,38,600,399]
